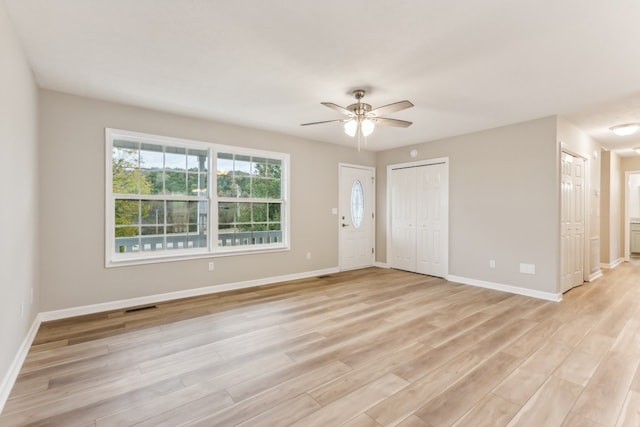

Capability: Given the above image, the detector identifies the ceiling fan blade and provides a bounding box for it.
[374,117,413,128]
[321,102,353,116]
[300,119,347,126]
[369,100,414,117]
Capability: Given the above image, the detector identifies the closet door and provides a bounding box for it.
[416,163,447,277]
[390,167,417,272]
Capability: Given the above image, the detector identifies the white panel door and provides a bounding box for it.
[416,163,447,277]
[389,167,417,272]
[339,165,375,271]
[561,152,585,293]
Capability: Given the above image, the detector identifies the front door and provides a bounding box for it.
[339,164,375,271]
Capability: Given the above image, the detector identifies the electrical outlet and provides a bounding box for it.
[306,252,311,260]
[520,263,536,274]
[489,259,496,268]
[208,262,215,271]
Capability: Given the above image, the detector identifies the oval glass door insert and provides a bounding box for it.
[351,180,364,229]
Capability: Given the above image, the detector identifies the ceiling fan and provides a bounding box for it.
[301,89,414,149]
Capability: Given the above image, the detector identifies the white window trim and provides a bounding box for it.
[105,128,290,268]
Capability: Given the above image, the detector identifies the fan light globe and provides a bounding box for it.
[344,120,358,137]
[361,119,375,137]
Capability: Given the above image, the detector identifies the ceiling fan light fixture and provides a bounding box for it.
[344,119,357,137]
[610,123,640,136]
[361,119,375,137]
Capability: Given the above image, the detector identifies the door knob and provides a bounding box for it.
[342,223,350,227]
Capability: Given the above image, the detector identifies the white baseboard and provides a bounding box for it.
[588,270,603,282]
[447,275,562,302]
[39,267,340,322]
[600,258,624,269]
[0,314,41,414]
[374,262,389,269]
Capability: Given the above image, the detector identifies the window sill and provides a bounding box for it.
[105,245,290,268]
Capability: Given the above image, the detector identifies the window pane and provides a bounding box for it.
[140,144,164,170]
[237,202,251,223]
[252,157,267,177]
[253,178,268,198]
[253,203,267,222]
[115,225,139,237]
[268,160,282,178]
[112,147,139,167]
[217,174,232,197]
[115,200,139,225]
[188,172,207,195]
[188,201,200,223]
[235,176,250,198]
[267,178,281,199]
[112,167,139,195]
[218,202,235,224]
[187,234,207,249]
[141,200,164,225]
[234,155,251,174]
[167,201,188,233]
[187,149,208,172]
[165,147,186,170]
[268,203,281,222]
[217,153,233,176]
[167,235,187,249]
[165,171,187,195]
[141,170,163,195]
[141,226,162,236]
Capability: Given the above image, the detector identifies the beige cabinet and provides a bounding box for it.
[631,223,640,254]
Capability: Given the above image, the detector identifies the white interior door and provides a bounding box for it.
[390,167,417,272]
[339,165,375,271]
[389,160,448,278]
[416,163,447,277]
[561,152,585,293]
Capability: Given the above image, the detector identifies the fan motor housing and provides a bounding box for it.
[347,102,372,116]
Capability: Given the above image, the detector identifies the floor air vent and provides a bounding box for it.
[124,304,158,313]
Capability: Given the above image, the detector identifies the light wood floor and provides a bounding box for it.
[2,264,640,426]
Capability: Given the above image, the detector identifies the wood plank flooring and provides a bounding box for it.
[2,263,640,426]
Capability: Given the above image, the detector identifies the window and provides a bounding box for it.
[106,129,289,266]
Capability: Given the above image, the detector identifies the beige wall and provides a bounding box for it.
[376,116,560,295]
[601,151,623,264]
[600,151,612,263]
[0,2,39,398]
[38,90,375,311]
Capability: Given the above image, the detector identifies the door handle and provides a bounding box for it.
[342,223,350,227]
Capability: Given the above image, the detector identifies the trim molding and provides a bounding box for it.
[588,270,603,282]
[447,275,562,302]
[0,314,41,414]
[374,262,389,269]
[600,258,624,269]
[39,267,340,322]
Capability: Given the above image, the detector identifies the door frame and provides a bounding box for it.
[560,148,589,291]
[338,163,376,271]
[624,170,640,261]
[386,157,449,277]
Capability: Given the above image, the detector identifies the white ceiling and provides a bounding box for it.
[5,0,640,154]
